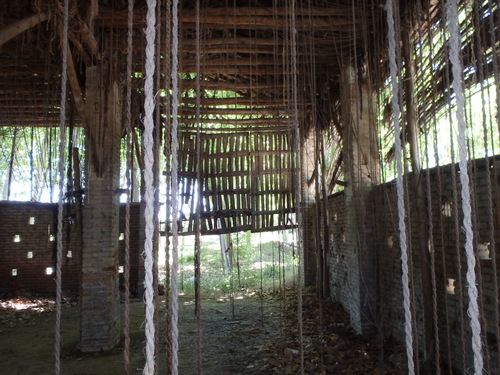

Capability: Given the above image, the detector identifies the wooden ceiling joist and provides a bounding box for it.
[177,117,292,127]
[95,7,359,31]
[170,78,285,91]
[175,107,281,116]
[0,0,371,142]
[181,65,280,75]
[178,125,292,133]
[179,97,294,107]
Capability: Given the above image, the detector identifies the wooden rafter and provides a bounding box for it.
[0,12,49,48]
[95,7,360,30]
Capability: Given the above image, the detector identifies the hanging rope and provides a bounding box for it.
[30,127,34,201]
[385,0,415,373]
[163,0,173,370]
[170,0,181,372]
[424,122,441,374]
[143,0,157,373]
[194,0,203,372]
[420,0,454,367]
[290,0,304,373]
[54,0,69,373]
[446,1,483,373]
[123,0,134,374]
[153,3,163,372]
[476,1,500,371]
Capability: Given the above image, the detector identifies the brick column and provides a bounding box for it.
[79,65,122,352]
[300,127,318,287]
[338,65,379,334]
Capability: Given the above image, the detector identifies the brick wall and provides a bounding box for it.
[0,201,80,295]
[312,155,500,372]
[302,202,317,287]
[375,156,500,373]
[324,193,350,312]
[118,202,143,297]
[0,201,143,297]
[307,191,372,333]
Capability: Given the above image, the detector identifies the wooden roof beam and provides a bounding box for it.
[0,12,49,48]
[173,107,282,116]
[96,7,359,31]
[132,78,284,91]
[176,117,293,126]
[179,97,293,106]
[181,65,280,75]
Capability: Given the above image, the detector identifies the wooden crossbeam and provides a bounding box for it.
[181,65,280,75]
[0,12,49,48]
[174,106,280,116]
[96,7,359,31]
[179,97,294,107]
[176,117,292,126]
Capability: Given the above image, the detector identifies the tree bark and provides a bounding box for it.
[5,128,18,200]
[220,233,233,275]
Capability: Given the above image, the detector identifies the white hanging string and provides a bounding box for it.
[55,0,69,373]
[195,0,203,373]
[385,1,415,373]
[163,0,173,369]
[170,0,181,372]
[445,1,483,373]
[142,0,157,373]
[123,0,134,374]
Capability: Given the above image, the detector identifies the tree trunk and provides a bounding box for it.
[5,128,18,200]
[33,129,49,201]
[220,233,233,275]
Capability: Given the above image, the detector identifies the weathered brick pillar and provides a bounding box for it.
[339,65,379,334]
[301,127,318,287]
[79,65,122,352]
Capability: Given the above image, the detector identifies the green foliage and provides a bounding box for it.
[0,126,84,201]
[161,232,297,297]
[378,1,500,182]
[231,231,253,260]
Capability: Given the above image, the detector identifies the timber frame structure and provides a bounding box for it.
[2,0,500,373]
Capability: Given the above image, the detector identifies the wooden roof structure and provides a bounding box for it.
[0,0,390,234]
[7,0,489,234]
[0,0,385,131]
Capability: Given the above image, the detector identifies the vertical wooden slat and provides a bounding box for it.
[174,129,295,234]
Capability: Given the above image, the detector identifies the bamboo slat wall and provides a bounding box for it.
[175,129,295,235]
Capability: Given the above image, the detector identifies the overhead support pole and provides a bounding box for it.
[0,12,49,48]
[402,27,421,175]
[57,24,101,174]
[66,48,90,129]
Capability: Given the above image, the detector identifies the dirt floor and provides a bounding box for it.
[0,290,406,375]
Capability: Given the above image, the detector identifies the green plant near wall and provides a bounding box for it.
[231,231,252,260]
